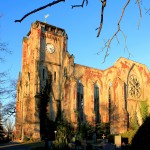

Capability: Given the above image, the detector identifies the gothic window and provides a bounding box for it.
[108,82,112,122]
[94,83,100,123]
[128,75,141,98]
[47,71,52,85]
[64,67,67,77]
[28,72,30,81]
[26,72,30,95]
[77,80,84,122]
[25,81,29,95]
[54,72,56,81]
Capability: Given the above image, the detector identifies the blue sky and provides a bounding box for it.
[0,0,150,82]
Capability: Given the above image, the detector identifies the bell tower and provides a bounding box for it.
[16,21,70,140]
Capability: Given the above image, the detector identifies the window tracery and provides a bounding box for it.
[128,75,141,98]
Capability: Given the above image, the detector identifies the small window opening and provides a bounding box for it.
[54,72,56,81]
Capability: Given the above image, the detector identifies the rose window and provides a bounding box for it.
[128,75,141,98]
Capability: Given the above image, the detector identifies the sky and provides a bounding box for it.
[0,0,150,83]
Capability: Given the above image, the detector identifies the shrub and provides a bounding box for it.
[23,135,30,142]
[53,120,74,149]
[122,129,138,144]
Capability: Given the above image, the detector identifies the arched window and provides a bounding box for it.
[28,72,30,81]
[94,83,100,123]
[47,71,52,85]
[108,82,112,122]
[77,80,84,122]
[64,67,67,77]
[54,72,56,82]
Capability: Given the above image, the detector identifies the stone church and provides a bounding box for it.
[15,21,150,140]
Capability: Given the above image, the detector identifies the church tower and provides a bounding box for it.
[15,21,74,140]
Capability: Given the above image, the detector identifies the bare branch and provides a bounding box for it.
[1,80,17,118]
[120,30,132,59]
[15,0,65,23]
[0,72,7,78]
[0,79,17,102]
[97,39,107,55]
[97,39,110,63]
[136,0,142,29]
[115,35,120,45]
[145,8,150,15]
[2,119,15,134]
[118,0,131,30]
[71,0,88,8]
[0,42,11,62]
[13,0,148,63]
[97,0,131,63]
[136,0,142,17]
[96,0,107,37]
[2,101,16,119]
[0,42,7,51]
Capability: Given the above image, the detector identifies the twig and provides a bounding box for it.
[97,39,108,55]
[15,0,65,23]
[145,8,150,15]
[120,30,132,59]
[98,0,131,63]
[115,35,120,45]
[136,0,142,29]
[71,0,88,8]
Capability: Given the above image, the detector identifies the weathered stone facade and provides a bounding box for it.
[16,21,150,140]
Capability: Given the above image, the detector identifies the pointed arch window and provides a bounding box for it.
[94,83,100,123]
[28,72,30,81]
[108,82,112,122]
[77,80,84,122]
[54,72,56,81]
[64,67,67,77]
[47,71,52,85]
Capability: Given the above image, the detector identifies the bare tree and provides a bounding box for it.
[3,119,15,139]
[0,42,8,62]
[14,0,149,62]
[0,15,16,118]
[0,21,16,119]
[0,42,12,102]
[2,80,17,119]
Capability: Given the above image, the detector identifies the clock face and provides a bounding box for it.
[46,43,55,53]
